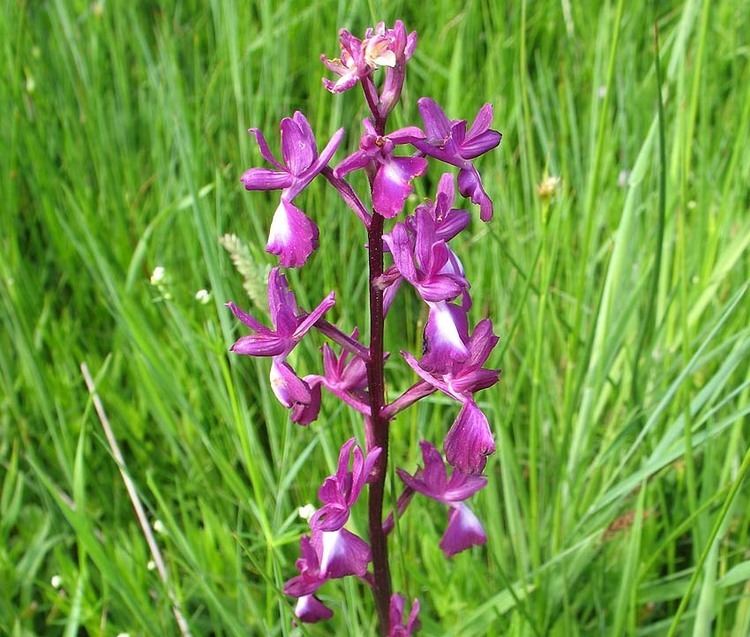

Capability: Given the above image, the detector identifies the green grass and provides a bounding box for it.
[2,0,749,635]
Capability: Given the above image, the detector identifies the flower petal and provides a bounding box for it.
[444,401,495,474]
[457,167,494,222]
[461,130,502,160]
[420,301,469,371]
[314,528,371,578]
[240,167,293,191]
[372,156,428,217]
[439,503,487,557]
[383,223,417,284]
[294,595,333,623]
[266,200,319,268]
[230,333,289,357]
[280,116,315,175]
[248,127,283,169]
[270,359,311,409]
[417,97,453,143]
[267,268,299,336]
[293,291,336,340]
[225,301,267,332]
[291,379,322,426]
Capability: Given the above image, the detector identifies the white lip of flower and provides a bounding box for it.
[51,575,63,589]
[297,504,316,521]
[153,519,166,534]
[150,266,166,285]
[195,288,211,304]
[365,38,396,68]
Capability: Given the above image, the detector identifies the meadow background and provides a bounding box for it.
[2,0,749,635]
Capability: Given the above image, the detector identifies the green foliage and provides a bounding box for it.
[1,0,749,635]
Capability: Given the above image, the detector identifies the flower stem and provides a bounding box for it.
[365,210,392,634]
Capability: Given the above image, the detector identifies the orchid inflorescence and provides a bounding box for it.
[228,20,502,635]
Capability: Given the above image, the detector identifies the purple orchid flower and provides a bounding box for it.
[227,268,334,358]
[397,441,487,555]
[321,333,368,393]
[389,594,421,636]
[321,29,370,94]
[241,112,344,267]
[383,210,469,302]
[311,438,382,532]
[284,530,370,623]
[414,98,502,221]
[402,319,499,473]
[336,119,427,217]
[367,21,418,116]
[409,172,471,242]
[227,269,334,421]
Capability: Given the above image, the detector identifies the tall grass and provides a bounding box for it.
[1,1,749,635]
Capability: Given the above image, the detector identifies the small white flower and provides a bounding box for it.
[297,504,316,522]
[195,288,211,304]
[150,266,166,285]
[25,76,36,93]
[153,519,166,534]
[51,575,63,589]
[618,170,631,188]
[147,560,156,571]
[597,85,607,99]
[116,633,131,637]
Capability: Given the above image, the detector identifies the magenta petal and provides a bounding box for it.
[310,503,350,532]
[383,276,403,316]
[416,277,465,303]
[419,440,448,492]
[248,127,283,169]
[266,200,319,268]
[291,380,321,426]
[280,116,315,175]
[270,359,311,408]
[383,224,417,285]
[457,167,494,222]
[461,129,503,160]
[230,333,289,357]
[335,149,373,178]
[240,167,293,191]
[468,103,494,137]
[401,351,454,397]
[267,268,299,336]
[294,291,336,340]
[294,595,333,623]
[373,156,428,217]
[439,503,487,557]
[292,111,317,153]
[421,301,469,371]
[444,401,496,474]
[387,126,426,145]
[417,97,452,142]
[226,301,267,332]
[314,528,371,578]
[436,209,471,242]
[389,594,421,636]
